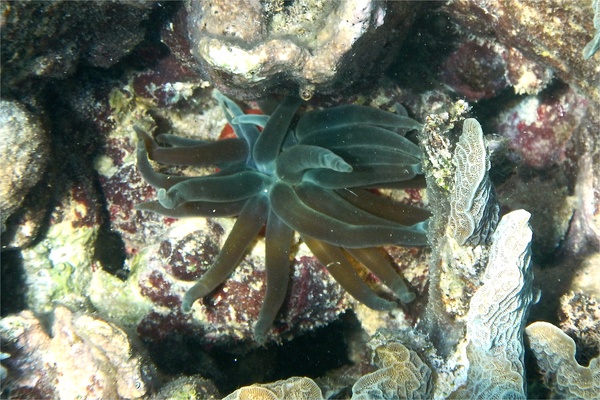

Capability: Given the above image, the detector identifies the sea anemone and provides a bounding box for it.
[135,91,429,343]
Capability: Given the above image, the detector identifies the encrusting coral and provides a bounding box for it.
[136,90,429,342]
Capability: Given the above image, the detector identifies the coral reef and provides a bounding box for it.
[526,321,600,399]
[1,2,598,398]
[583,0,600,60]
[444,0,600,103]
[448,118,499,246]
[0,306,148,399]
[493,84,589,170]
[183,1,422,99]
[0,99,49,232]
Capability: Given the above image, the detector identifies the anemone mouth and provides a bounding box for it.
[135,90,429,342]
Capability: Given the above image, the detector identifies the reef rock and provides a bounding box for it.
[183,0,422,99]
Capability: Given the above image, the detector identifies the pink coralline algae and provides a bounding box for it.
[494,85,589,169]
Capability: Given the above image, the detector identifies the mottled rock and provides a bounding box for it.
[0,99,49,232]
[223,376,323,400]
[150,376,221,400]
[441,40,509,101]
[18,182,101,314]
[0,306,148,399]
[559,290,600,361]
[183,0,422,99]
[526,321,600,399]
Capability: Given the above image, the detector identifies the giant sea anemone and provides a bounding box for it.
[135,91,429,343]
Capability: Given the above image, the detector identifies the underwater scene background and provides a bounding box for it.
[1,1,599,398]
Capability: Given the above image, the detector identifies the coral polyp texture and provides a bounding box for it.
[136,90,429,342]
[449,118,499,246]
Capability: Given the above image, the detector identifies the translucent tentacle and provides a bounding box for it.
[304,164,422,189]
[335,188,430,226]
[157,170,270,209]
[135,126,248,167]
[299,125,421,157]
[254,212,294,344]
[269,182,428,247]
[213,90,261,148]
[302,236,396,310]
[135,199,246,217]
[276,145,352,184]
[328,145,421,167]
[182,196,268,312]
[253,96,302,171]
[295,105,422,140]
[345,247,415,303]
[295,183,407,228]
[136,137,190,190]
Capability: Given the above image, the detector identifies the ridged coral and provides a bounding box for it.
[223,377,323,400]
[526,321,600,399]
[352,341,432,399]
[448,118,499,246]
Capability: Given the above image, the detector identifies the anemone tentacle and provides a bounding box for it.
[276,145,352,184]
[182,196,269,313]
[135,200,246,218]
[345,247,415,303]
[253,96,302,170]
[304,164,422,189]
[254,211,294,344]
[295,104,422,139]
[302,235,396,311]
[298,125,422,156]
[269,182,428,247]
[157,170,270,209]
